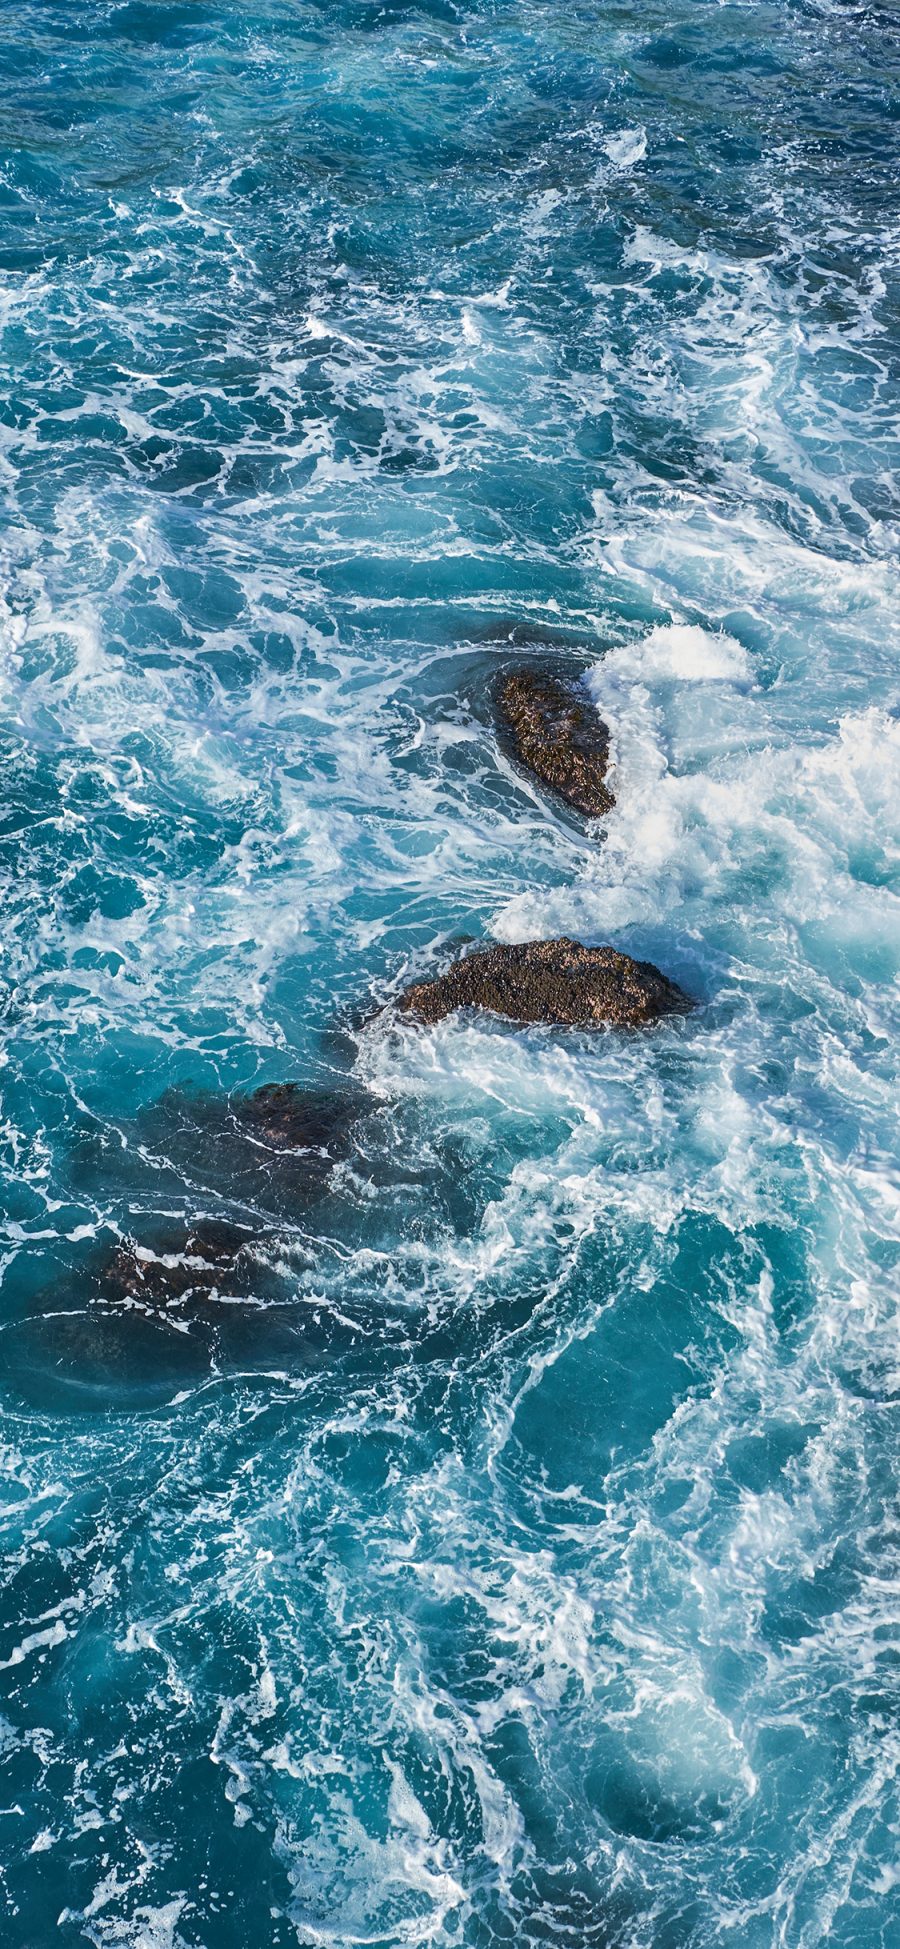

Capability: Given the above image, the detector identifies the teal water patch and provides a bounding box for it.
[0,2,899,1945]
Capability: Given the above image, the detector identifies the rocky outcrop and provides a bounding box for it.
[497,669,614,817]
[397,936,690,1029]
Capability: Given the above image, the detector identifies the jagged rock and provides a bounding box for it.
[397,936,691,1029]
[497,668,614,817]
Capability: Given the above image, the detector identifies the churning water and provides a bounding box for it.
[0,3,898,1945]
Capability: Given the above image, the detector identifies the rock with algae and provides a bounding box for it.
[397,936,691,1030]
[497,669,614,817]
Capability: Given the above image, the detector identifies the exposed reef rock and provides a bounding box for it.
[497,668,614,817]
[397,936,691,1029]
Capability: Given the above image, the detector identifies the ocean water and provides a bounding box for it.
[1,1,899,1944]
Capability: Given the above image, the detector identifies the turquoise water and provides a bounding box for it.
[1,2,899,1943]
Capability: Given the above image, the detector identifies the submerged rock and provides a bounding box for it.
[15,1221,315,1407]
[230,1081,359,1156]
[497,668,614,817]
[397,936,691,1029]
[74,1080,371,1216]
[104,1216,257,1310]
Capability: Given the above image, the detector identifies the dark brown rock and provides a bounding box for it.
[397,936,691,1029]
[497,669,614,817]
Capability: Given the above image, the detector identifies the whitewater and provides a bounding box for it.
[0,2,898,1946]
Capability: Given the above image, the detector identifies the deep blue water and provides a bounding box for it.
[1,3,899,1945]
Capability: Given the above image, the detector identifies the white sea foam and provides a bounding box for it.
[606,621,751,685]
[79,1900,190,1949]
[522,188,564,239]
[602,127,647,169]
